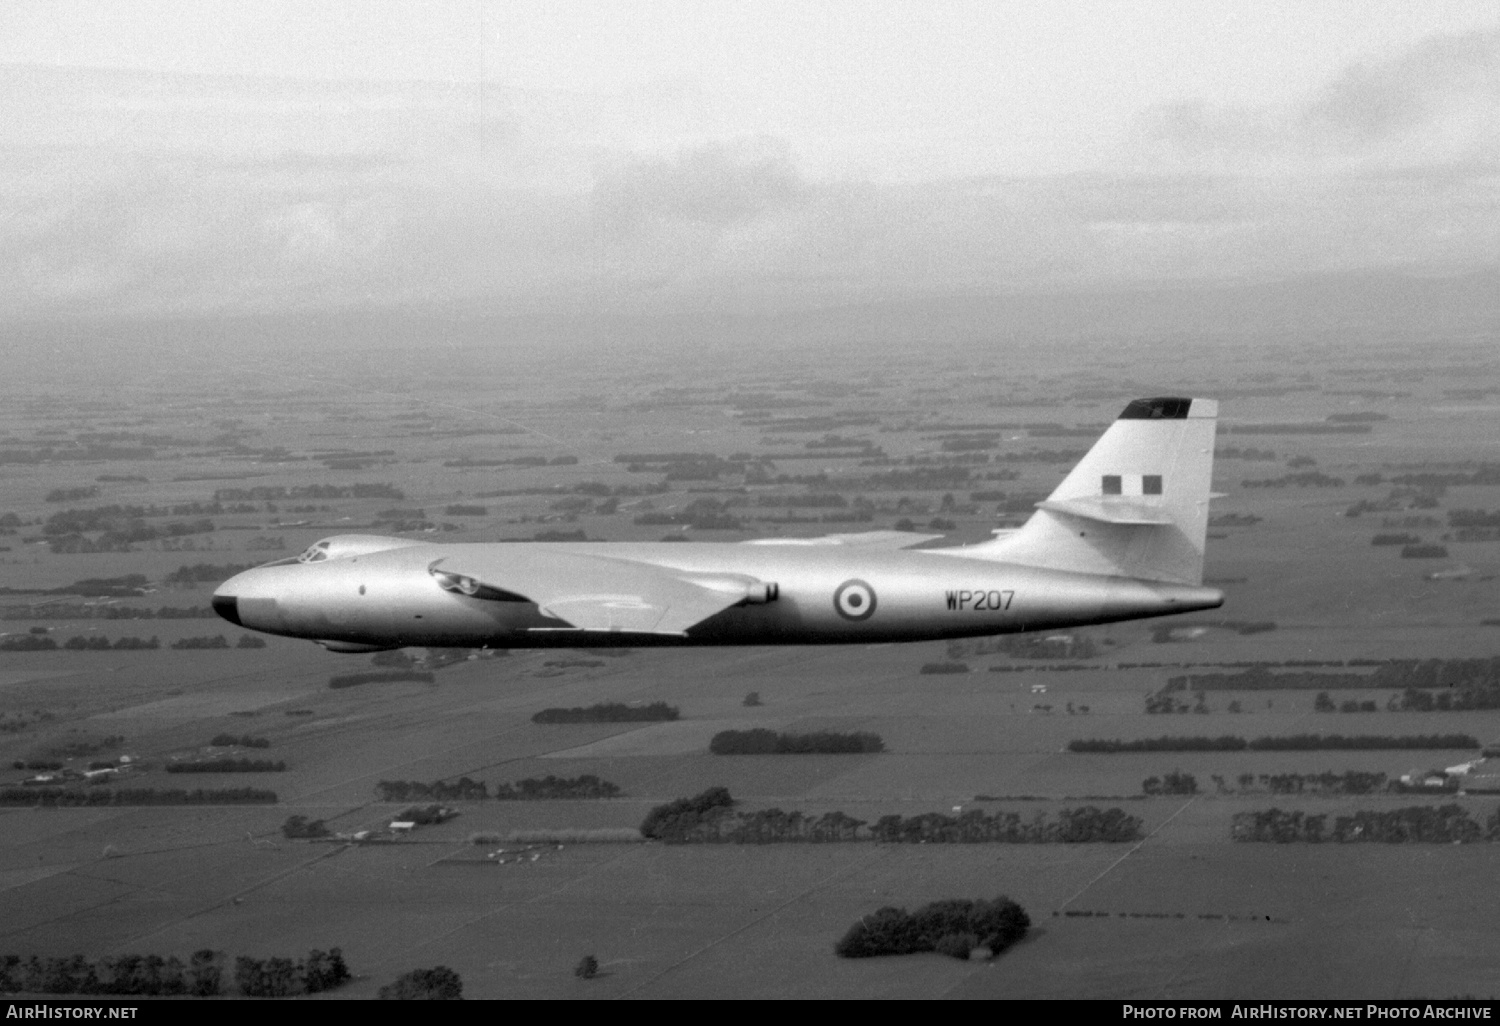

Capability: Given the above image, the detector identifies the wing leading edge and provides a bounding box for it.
[428,550,767,635]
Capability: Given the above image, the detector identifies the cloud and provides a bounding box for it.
[1134,26,1500,173]
[591,137,807,237]
[1,31,1498,322]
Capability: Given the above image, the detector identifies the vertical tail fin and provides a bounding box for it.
[961,397,1218,584]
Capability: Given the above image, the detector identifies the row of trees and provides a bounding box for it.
[0,787,276,807]
[1070,733,1478,753]
[869,807,1143,844]
[234,950,351,998]
[166,759,285,773]
[1314,693,1379,713]
[709,729,884,755]
[835,898,1030,960]
[0,948,348,997]
[210,733,270,748]
[211,483,404,501]
[0,633,256,651]
[636,789,1142,844]
[1171,657,1500,693]
[1143,771,1395,796]
[1213,771,1390,795]
[329,670,435,689]
[380,966,462,999]
[1143,771,1199,795]
[0,603,213,619]
[532,702,678,723]
[1230,805,1498,844]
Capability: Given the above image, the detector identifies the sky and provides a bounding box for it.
[0,0,1497,318]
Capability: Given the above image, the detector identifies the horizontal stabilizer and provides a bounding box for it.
[1035,497,1175,525]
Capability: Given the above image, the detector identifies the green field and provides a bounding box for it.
[3,323,1500,998]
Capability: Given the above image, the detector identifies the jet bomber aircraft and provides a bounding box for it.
[213,397,1224,652]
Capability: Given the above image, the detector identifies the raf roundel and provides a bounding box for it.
[833,579,877,621]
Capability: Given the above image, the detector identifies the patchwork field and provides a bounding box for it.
[2,320,1499,998]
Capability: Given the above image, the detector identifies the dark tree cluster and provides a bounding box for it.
[1171,657,1500,695]
[281,815,331,838]
[233,949,350,997]
[532,701,678,724]
[393,804,455,825]
[0,787,275,807]
[709,729,884,755]
[639,786,735,840]
[638,790,1141,845]
[1313,692,1379,713]
[378,777,490,801]
[0,950,225,996]
[379,966,462,1000]
[163,563,253,584]
[1070,733,1478,753]
[1217,771,1389,795]
[835,898,1030,960]
[328,670,436,689]
[45,486,102,503]
[210,734,270,748]
[64,636,160,650]
[1241,472,1346,488]
[0,603,213,620]
[1450,509,1500,528]
[1070,736,1245,753]
[869,807,1143,844]
[1142,771,1199,795]
[920,662,970,674]
[169,635,229,650]
[166,759,285,773]
[493,775,621,801]
[1231,804,1495,844]
[212,483,404,501]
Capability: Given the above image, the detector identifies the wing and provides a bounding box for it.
[428,549,767,636]
[742,529,943,549]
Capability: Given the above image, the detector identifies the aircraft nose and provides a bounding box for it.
[211,593,242,626]
[213,567,285,632]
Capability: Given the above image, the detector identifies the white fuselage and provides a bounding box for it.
[214,541,1223,650]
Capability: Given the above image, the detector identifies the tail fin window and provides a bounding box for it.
[1143,475,1163,495]
[1102,475,1122,495]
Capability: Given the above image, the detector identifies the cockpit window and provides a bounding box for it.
[297,540,333,564]
[254,555,302,568]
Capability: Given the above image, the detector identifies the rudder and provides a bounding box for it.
[960,397,1218,584]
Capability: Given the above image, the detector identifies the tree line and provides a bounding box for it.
[532,701,678,723]
[166,759,284,773]
[835,898,1029,961]
[1,603,213,619]
[1231,804,1500,844]
[0,787,276,807]
[374,775,620,802]
[709,729,884,755]
[329,670,435,689]
[637,788,1142,844]
[0,948,348,997]
[1070,733,1478,753]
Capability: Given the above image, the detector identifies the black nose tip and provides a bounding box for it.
[211,595,242,626]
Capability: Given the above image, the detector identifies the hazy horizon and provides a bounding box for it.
[1,2,1498,322]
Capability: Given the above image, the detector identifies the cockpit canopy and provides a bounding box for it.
[295,534,422,564]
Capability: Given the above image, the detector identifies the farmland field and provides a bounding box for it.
[3,306,1500,998]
